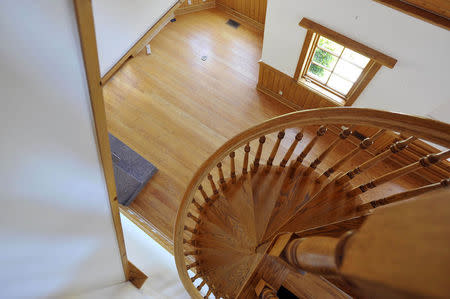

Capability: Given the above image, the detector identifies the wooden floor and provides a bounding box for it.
[103,8,427,246]
[103,9,292,242]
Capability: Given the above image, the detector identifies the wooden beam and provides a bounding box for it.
[372,0,450,30]
[73,0,129,280]
[299,18,398,68]
[100,1,182,85]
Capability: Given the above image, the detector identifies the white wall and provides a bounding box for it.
[0,1,125,297]
[92,0,178,77]
[262,0,450,119]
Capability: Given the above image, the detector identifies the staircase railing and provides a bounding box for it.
[174,107,450,299]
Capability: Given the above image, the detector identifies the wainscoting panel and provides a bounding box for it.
[216,0,267,31]
[257,62,338,110]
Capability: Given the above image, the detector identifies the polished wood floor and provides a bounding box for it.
[103,8,427,244]
[103,9,292,241]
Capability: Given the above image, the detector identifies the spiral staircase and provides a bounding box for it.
[173,108,450,298]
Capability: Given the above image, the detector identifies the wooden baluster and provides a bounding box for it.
[280,130,304,168]
[184,225,197,234]
[204,289,212,298]
[357,178,450,212]
[266,131,285,173]
[198,184,211,203]
[347,150,450,197]
[187,261,199,270]
[187,212,201,224]
[260,287,279,299]
[197,279,206,291]
[316,129,385,183]
[217,162,227,190]
[184,250,200,256]
[191,273,201,282]
[303,126,352,178]
[288,126,327,179]
[253,136,266,173]
[242,143,250,175]
[207,173,219,195]
[335,136,416,186]
[229,152,236,184]
[183,239,196,246]
[192,198,204,212]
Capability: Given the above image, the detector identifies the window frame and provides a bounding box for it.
[294,18,397,106]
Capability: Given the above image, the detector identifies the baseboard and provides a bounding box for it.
[101,1,181,85]
[175,1,216,16]
[216,3,264,32]
[120,205,174,255]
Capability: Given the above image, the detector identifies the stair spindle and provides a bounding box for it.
[183,239,196,246]
[335,136,416,186]
[347,150,450,197]
[288,126,327,178]
[192,198,204,212]
[184,225,197,234]
[229,152,236,184]
[357,178,450,212]
[207,173,219,195]
[280,130,304,168]
[191,273,201,282]
[197,279,206,291]
[303,126,352,178]
[187,261,199,270]
[261,287,279,299]
[253,136,266,173]
[187,212,201,224]
[217,162,227,190]
[204,289,212,298]
[316,129,385,183]
[266,131,285,172]
[198,184,211,203]
[242,143,250,175]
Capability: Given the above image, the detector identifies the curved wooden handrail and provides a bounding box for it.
[174,107,450,299]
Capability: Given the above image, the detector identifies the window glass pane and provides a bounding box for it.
[318,36,344,56]
[341,48,370,68]
[334,59,363,82]
[312,48,338,70]
[307,63,331,83]
[327,74,353,95]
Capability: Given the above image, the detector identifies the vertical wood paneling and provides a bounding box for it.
[257,62,339,111]
[216,0,267,31]
[176,0,215,15]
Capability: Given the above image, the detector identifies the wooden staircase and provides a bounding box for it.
[174,108,450,298]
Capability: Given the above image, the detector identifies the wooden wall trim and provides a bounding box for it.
[257,61,340,110]
[175,1,215,16]
[216,2,265,32]
[73,0,129,280]
[299,18,397,68]
[372,0,450,30]
[100,1,182,85]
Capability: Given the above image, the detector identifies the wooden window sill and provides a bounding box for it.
[298,78,346,106]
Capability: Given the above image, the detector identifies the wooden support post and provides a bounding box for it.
[217,162,227,190]
[266,131,285,172]
[253,136,266,173]
[198,184,211,203]
[280,130,304,168]
[207,173,219,195]
[230,152,236,184]
[243,143,251,175]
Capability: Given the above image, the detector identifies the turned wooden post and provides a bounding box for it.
[335,136,416,186]
[229,151,236,184]
[187,212,201,224]
[197,279,206,291]
[184,225,197,234]
[260,287,278,299]
[288,126,327,178]
[347,150,450,197]
[253,136,266,173]
[204,289,212,298]
[266,131,285,172]
[280,130,304,168]
[217,162,227,190]
[192,198,203,212]
[207,173,219,195]
[191,272,201,282]
[283,234,352,275]
[243,143,250,175]
[184,250,200,256]
[198,184,211,203]
[186,261,199,270]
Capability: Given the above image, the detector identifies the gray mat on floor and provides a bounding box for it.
[109,133,158,206]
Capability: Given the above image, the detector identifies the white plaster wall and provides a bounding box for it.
[92,0,178,77]
[0,1,124,297]
[262,0,450,117]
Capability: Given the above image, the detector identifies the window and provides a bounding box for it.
[295,18,397,106]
